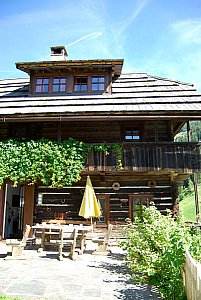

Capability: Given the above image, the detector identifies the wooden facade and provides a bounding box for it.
[0,46,201,239]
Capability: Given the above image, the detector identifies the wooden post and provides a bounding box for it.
[154,120,158,141]
[187,121,191,143]
[188,121,200,223]
[171,181,179,219]
[23,184,35,228]
[0,185,5,240]
[128,196,133,222]
[57,119,61,142]
[193,173,200,223]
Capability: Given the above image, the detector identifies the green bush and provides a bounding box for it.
[0,138,122,187]
[0,138,88,187]
[121,205,201,300]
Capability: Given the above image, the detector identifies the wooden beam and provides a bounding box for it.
[193,173,200,223]
[171,182,179,219]
[188,122,200,223]
[187,121,191,142]
[23,184,35,228]
[1,115,201,123]
[0,185,5,240]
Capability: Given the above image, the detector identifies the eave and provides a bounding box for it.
[16,59,124,77]
[0,113,201,123]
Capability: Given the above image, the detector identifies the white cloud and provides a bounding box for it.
[171,19,201,44]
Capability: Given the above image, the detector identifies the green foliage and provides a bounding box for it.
[174,121,201,142]
[110,143,123,168]
[0,138,89,187]
[175,120,201,200]
[178,176,194,201]
[90,143,123,168]
[121,205,201,300]
[180,185,201,222]
[0,138,123,187]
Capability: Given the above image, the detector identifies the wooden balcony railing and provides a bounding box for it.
[84,142,201,173]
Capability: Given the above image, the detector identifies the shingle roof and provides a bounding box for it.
[0,78,29,97]
[0,73,201,118]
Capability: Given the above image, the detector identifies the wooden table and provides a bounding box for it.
[32,223,92,260]
[32,223,62,250]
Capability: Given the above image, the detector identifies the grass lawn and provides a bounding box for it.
[179,186,201,222]
[0,296,20,300]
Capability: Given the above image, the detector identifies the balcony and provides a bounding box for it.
[84,142,201,173]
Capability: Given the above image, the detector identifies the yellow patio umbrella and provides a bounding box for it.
[79,176,101,228]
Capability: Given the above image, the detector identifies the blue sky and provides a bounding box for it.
[1,0,201,89]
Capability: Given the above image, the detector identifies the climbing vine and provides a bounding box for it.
[0,138,122,187]
[89,143,123,168]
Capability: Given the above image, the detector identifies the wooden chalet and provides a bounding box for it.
[0,46,201,239]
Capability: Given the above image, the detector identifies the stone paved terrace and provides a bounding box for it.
[0,241,162,300]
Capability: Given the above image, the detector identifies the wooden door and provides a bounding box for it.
[96,194,109,225]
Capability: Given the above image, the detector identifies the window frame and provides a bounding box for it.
[35,77,49,93]
[52,77,67,93]
[91,75,106,91]
[124,127,141,141]
[73,74,106,93]
[34,76,68,94]
[33,73,107,94]
[74,76,88,92]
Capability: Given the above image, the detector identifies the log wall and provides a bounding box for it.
[34,175,175,224]
[0,120,174,143]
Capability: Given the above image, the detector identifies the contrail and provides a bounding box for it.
[119,0,150,34]
[67,32,103,48]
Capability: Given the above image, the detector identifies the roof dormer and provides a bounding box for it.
[15,46,124,95]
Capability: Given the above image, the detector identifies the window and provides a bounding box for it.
[34,74,106,94]
[74,75,106,92]
[132,196,151,220]
[91,75,105,91]
[53,77,67,92]
[125,128,140,141]
[74,77,88,92]
[35,77,67,93]
[35,78,49,93]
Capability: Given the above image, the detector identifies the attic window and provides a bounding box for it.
[35,78,49,93]
[53,77,67,92]
[91,76,105,91]
[74,77,88,92]
[125,128,140,141]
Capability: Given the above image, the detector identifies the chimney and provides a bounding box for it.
[50,46,68,61]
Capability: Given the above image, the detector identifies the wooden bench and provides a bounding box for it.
[5,224,31,259]
[40,225,78,260]
[33,223,90,260]
[92,224,113,255]
[58,227,78,261]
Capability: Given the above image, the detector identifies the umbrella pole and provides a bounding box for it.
[91,217,93,233]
